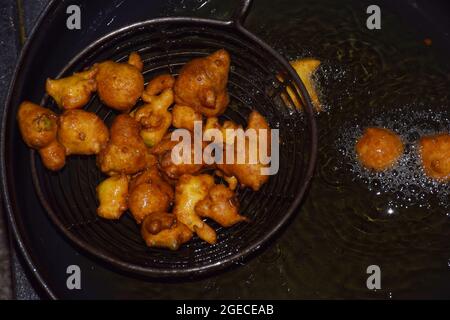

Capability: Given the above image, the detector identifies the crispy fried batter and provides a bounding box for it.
[142,74,175,102]
[149,133,178,155]
[132,88,173,147]
[97,114,147,175]
[173,174,217,244]
[96,52,144,112]
[17,49,287,251]
[46,67,97,110]
[17,101,67,171]
[278,58,322,111]
[174,49,230,117]
[172,104,202,132]
[204,116,242,145]
[141,215,193,250]
[356,127,404,171]
[128,167,174,224]
[17,101,58,149]
[58,109,109,155]
[96,175,129,219]
[214,170,238,191]
[38,140,66,171]
[128,183,172,224]
[145,150,158,169]
[217,111,271,191]
[128,167,173,194]
[140,212,176,235]
[195,184,247,227]
[128,52,144,72]
[419,133,450,181]
[150,134,205,179]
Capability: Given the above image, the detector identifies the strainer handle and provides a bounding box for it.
[232,0,253,25]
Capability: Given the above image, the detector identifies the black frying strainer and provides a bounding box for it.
[30,0,317,277]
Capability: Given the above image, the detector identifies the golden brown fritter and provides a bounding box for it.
[172,104,202,132]
[419,133,450,181]
[173,174,217,244]
[142,74,175,102]
[217,111,271,191]
[38,140,66,171]
[140,211,176,235]
[224,175,238,191]
[96,174,129,219]
[214,170,238,191]
[128,52,144,72]
[17,101,67,171]
[46,67,97,110]
[96,52,144,112]
[58,109,109,155]
[17,101,58,149]
[132,88,173,147]
[128,183,172,224]
[159,148,206,180]
[144,150,158,169]
[141,214,193,250]
[355,127,404,171]
[128,167,173,194]
[174,49,230,117]
[18,49,289,250]
[128,167,174,224]
[195,184,247,227]
[204,116,242,145]
[148,133,178,155]
[278,58,322,111]
[97,114,147,176]
[150,134,205,180]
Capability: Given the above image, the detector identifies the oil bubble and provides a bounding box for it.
[336,104,449,210]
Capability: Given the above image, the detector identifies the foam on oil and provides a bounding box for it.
[337,105,449,210]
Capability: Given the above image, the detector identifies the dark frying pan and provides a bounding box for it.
[3,0,317,283]
[2,0,450,299]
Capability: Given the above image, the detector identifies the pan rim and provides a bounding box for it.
[1,0,60,299]
[3,2,318,287]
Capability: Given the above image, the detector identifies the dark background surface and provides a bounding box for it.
[0,0,49,300]
[1,0,449,300]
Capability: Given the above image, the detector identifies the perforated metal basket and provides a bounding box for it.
[31,0,317,277]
